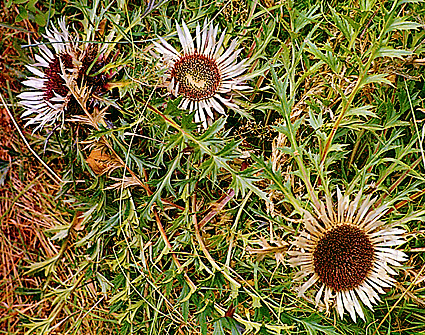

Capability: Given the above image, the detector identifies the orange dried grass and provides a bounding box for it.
[0,107,60,333]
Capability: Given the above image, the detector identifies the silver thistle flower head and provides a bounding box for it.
[18,19,114,132]
[288,188,408,322]
[153,19,250,129]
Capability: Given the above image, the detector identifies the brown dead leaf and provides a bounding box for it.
[86,148,122,175]
[246,237,288,265]
[73,211,85,231]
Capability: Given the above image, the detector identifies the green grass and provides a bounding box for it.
[1,0,425,334]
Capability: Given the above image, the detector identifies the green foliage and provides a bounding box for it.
[9,0,425,334]
[7,0,54,26]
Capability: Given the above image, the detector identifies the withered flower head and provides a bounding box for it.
[18,19,115,132]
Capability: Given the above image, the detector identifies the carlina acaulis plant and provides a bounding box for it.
[7,1,425,334]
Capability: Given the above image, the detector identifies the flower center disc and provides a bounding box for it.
[171,53,221,101]
[44,54,73,101]
[313,224,374,292]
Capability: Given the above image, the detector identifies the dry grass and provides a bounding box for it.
[0,5,63,331]
[0,104,62,333]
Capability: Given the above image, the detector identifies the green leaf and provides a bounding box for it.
[398,0,425,3]
[375,46,412,59]
[197,305,209,335]
[96,272,113,293]
[27,0,38,13]
[346,105,377,119]
[0,160,9,186]
[300,316,340,335]
[222,317,244,335]
[250,154,301,209]
[213,319,225,335]
[15,6,28,22]
[230,168,268,201]
[359,0,377,10]
[49,225,71,241]
[293,4,320,33]
[250,19,276,61]
[307,109,323,130]
[330,7,358,48]
[305,40,340,73]
[24,254,60,276]
[360,73,393,87]
[385,18,421,34]
[34,12,48,26]
[249,293,262,309]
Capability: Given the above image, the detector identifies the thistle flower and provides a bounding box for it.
[153,20,250,129]
[288,189,408,322]
[18,19,115,132]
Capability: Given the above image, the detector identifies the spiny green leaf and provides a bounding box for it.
[385,18,421,34]
[346,105,377,119]
[375,46,412,59]
[360,73,393,87]
[305,40,340,73]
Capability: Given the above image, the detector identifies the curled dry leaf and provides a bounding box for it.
[86,148,122,175]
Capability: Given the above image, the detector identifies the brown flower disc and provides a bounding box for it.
[313,224,375,292]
